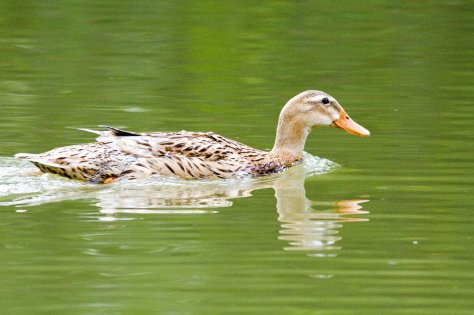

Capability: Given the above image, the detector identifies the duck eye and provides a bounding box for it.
[322,97,330,104]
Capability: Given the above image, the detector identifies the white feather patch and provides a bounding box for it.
[305,95,333,103]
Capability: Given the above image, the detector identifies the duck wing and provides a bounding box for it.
[97,128,264,179]
[16,126,271,181]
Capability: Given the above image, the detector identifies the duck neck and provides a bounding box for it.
[270,118,311,165]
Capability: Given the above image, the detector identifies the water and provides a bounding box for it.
[1,1,473,314]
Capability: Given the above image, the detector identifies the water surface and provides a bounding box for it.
[0,1,473,314]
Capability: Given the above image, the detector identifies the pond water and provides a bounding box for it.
[1,1,473,314]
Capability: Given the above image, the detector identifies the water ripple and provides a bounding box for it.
[0,153,369,254]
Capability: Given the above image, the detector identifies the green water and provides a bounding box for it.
[1,1,473,314]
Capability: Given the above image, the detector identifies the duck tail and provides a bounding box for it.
[15,153,37,160]
[14,153,58,167]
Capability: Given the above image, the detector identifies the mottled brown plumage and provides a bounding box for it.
[15,90,370,183]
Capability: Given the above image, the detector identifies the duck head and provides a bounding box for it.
[281,90,370,136]
[271,90,370,162]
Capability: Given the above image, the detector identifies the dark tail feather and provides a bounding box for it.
[99,125,141,137]
[77,126,140,137]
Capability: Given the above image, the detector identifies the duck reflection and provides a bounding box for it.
[4,157,369,253]
[274,166,368,253]
[92,163,369,253]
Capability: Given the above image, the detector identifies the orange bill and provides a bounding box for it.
[333,109,370,136]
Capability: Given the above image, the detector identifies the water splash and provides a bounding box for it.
[0,158,86,200]
[302,151,339,176]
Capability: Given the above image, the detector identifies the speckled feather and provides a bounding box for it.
[16,127,291,183]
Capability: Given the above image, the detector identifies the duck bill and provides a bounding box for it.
[333,109,370,136]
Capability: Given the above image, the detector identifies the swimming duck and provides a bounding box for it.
[15,90,370,183]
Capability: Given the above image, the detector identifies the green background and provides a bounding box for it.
[0,1,473,314]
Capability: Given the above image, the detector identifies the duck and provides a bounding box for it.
[15,90,370,183]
